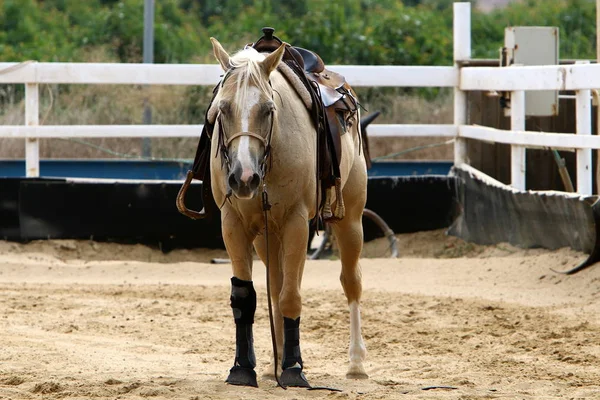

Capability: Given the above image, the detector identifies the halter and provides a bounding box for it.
[216,70,276,179]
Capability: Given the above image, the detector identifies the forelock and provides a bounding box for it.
[220,47,273,117]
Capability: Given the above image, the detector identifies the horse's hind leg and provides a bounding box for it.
[331,168,368,379]
[332,216,368,379]
[221,208,258,387]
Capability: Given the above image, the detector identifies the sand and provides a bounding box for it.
[0,231,599,399]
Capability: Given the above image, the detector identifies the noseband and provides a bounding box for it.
[217,105,275,179]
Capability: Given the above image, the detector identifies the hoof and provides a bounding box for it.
[346,365,368,380]
[226,366,258,387]
[280,367,310,388]
[346,371,369,380]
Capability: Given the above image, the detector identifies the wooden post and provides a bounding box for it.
[511,90,526,190]
[576,62,592,195]
[453,2,471,166]
[596,0,600,193]
[25,81,40,177]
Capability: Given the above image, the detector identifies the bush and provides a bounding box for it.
[0,0,207,63]
[472,0,597,59]
[0,0,596,65]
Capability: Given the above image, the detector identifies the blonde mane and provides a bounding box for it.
[223,47,273,116]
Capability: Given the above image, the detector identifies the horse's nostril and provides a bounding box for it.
[249,173,261,190]
[228,173,238,190]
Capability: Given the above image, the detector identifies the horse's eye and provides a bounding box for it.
[218,100,230,114]
[263,101,275,114]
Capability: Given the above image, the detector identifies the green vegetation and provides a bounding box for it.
[0,0,597,65]
[472,0,597,59]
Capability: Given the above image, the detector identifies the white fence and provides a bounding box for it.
[1,3,599,195]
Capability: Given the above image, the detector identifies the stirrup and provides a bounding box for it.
[176,170,207,220]
[322,187,333,220]
[333,177,345,220]
[322,178,345,222]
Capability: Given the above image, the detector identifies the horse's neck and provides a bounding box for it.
[266,73,317,191]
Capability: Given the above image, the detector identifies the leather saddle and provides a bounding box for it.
[252,28,361,178]
[250,28,364,221]
[251,28,347,107]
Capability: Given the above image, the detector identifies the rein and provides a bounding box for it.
[261,185,286,390]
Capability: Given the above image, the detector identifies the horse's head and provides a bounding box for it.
[210,38,285,200]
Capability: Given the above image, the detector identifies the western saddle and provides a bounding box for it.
[177,27,370,224]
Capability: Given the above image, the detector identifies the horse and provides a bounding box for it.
[208,37,368,388]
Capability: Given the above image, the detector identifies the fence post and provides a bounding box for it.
[453,2,471,166]
[25,81,40,177]
[576,61,592,195]
[511,90,526,190]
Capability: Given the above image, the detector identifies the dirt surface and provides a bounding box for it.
[1,231,600,399]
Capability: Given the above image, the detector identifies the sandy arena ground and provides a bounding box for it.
[1,230,599,399]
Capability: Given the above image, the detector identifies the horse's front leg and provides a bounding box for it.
[222,209,258,387]
[278,211,311,388]
[253,235,284,380]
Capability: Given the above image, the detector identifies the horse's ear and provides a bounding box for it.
[261,43,286,76]
[210,37,231,71]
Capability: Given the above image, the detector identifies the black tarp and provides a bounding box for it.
[364,176,457,238]
[448,165,600,273]
[16,179,223,250]
[0,176,456,250]
[3,172,599,273]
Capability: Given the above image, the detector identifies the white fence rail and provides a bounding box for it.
[461,63,600,91]
[0,62,457,87]
[1,2,599,195]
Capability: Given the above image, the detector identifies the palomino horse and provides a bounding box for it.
[209,38,368,388]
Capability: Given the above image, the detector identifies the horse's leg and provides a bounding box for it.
[331,162,369,380]
[253,235,284,379]
[222,208,258,387]
[278,211,311,387]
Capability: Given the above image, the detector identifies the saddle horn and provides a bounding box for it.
[251,27,306,70]
[360,110,381,132]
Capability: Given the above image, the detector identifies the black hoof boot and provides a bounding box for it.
[280,367,310,388]
[280,317,310,388]
[226,366,258,387]
[226,277,258,387]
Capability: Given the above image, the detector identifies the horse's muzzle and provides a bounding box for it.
[228,164,261,199]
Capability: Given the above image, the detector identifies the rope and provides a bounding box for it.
[262,186,285,390]
[44,136,452,168]
[43,133,452,170]
[371,139,454,161]
[40,84,54,126]
[55,137,192,163]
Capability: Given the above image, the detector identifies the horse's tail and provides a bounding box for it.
[359,110,380,169]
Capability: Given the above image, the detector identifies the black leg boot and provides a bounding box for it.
[280,317,310,388]
[225,277,258,387]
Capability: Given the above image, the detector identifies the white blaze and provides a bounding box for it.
[238,87,261,183]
